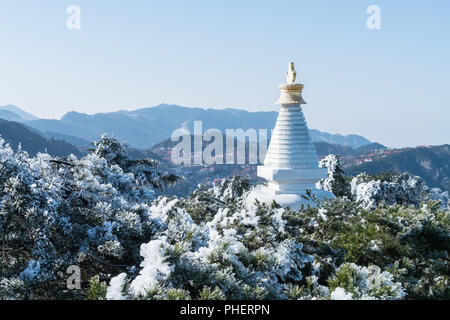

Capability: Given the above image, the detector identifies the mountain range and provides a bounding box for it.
[0,119,82,157]
[0,104,372,149]
[151,136,388,164]
[346,145,450,193]
[0,106,448,193]
[150,136,450,195]
[0,105,38,121]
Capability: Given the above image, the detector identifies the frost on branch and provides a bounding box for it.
[328,263,406,300]
[351,172,449,209]
[317,154,352,198]
[0,136,178,299]
[0,134,448,300]
[92,134,179,191]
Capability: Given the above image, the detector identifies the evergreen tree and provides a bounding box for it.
[318,154,352,198]
[0,136,448,300]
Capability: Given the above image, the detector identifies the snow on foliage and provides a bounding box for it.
[0,136,177,299]
[319,154,449,210]
[129,237,173,296]
[106,273,127,300]
[0,139,448,300]
[330,287,353,300]
[350,172,449,210]
[328,263,405,300]
[318,155,351,198]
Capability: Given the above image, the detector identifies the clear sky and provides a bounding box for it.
[0,0,449,147]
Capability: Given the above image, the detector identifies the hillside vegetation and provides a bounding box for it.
[1,104,371,149]
[0,137,448,300]
[0,119,82,158]
[347,145,450,193]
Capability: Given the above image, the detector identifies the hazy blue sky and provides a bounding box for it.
[0,0,449,147]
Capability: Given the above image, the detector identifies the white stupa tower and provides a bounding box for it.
[253,62,333,205]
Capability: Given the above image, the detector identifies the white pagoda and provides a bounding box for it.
[249,62,333,207]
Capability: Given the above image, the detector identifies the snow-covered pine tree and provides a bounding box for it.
[0,135,448,300]
[0,136,179,299]
[317,154,352,198]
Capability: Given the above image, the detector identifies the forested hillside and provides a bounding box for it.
[346,145,450,192]
[0,137,448,300]
[0,119,82,157]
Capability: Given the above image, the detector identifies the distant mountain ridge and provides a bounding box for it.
[0,117,167,162]
[0,110,23,122]
[0,119,82,157]
[0,105,38,121]
[310,130,371,149]
[1,106,448,194]
[346,145,450,193]
[1,104,372,149]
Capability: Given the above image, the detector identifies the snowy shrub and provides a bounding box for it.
[318,155,352,198]
[0,136,179,299]
[318,154,448,211]
[104,177,448,300]
[351,172,449,210]
[328,263,405,300]
[1,135,448,300]
[129,237,173,297]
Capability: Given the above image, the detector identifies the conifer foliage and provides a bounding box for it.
[0,137,448,300]
[0,135,177,299]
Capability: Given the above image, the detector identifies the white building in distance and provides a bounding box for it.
[246,62,334,208]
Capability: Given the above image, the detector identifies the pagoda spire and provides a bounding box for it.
[256,62,333,199]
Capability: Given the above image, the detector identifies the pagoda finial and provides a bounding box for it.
[276,62,306,105]
[286,62,297,84]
